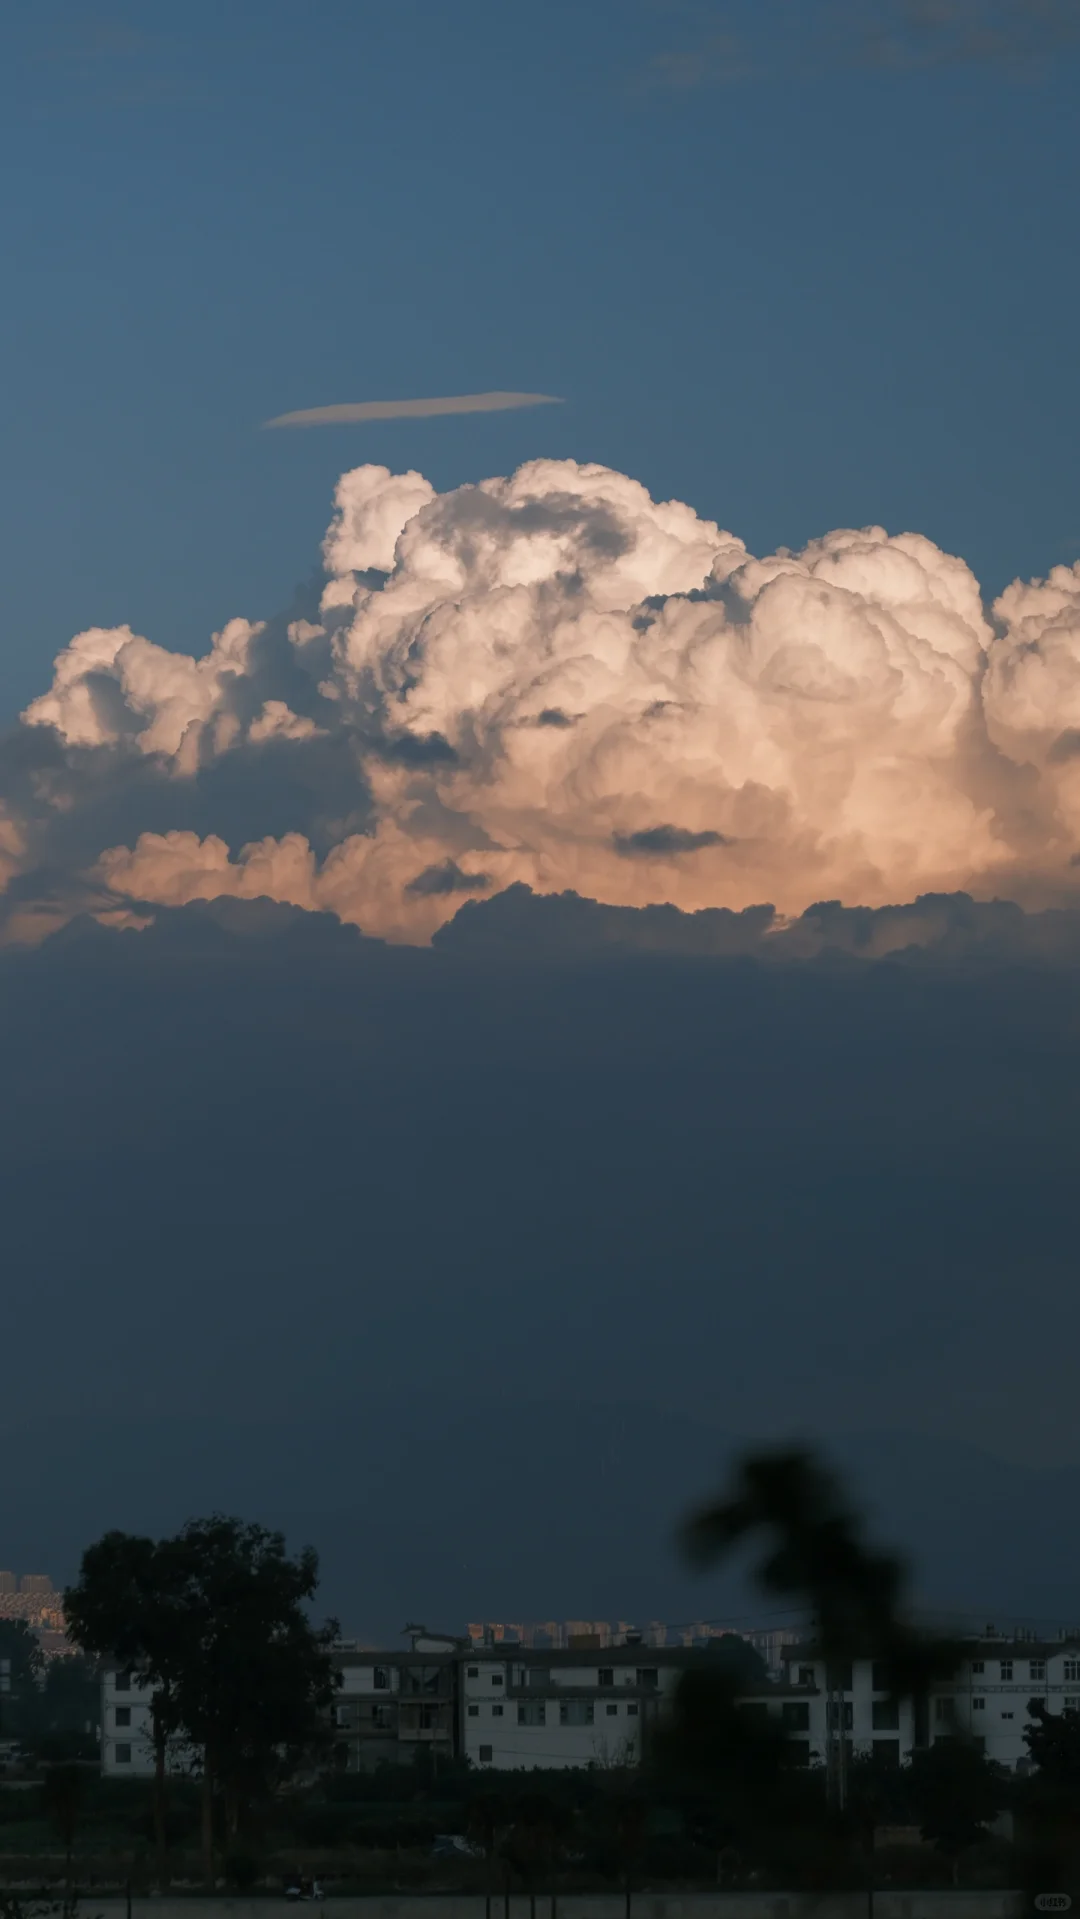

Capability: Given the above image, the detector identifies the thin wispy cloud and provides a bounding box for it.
[639,0,1080,89]
[265,392,563,430]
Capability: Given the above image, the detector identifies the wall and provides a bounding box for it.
[81,1893,1026,1919]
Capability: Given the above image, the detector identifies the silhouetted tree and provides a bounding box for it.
[162,1516,339,1885]
[681,1449,961,1700]
[39,1763,89,1889]
[0,1620,45,1741]
[905,1737,1008,1883]
[1017,1698,1080,1892]
[68,1517,339,1889]
[65,1530,193,1887]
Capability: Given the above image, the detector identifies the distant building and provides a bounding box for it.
[458,1643,810,1771]
[781,1631,1080,1773]
[100,1617,1080,1779]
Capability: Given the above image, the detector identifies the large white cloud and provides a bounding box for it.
[8,457,1080,942]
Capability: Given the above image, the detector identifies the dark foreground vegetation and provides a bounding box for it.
[0,1744,1072,1897]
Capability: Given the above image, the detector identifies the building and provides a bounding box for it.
[100,1665,194,1777]
[100,1629,467,1779]
[458,1642,812,1772]
[101,1620,1080,1780]
[781,1632,1080,1774]
[329,1630,462,1772]
[99,1630,815,1778]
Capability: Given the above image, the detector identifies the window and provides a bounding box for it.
[517,1702,545,1726]
[468,1705,479,1718]
[1065,1661,1080,1684]
[479,1745,493,1763]
[332,1705,351,1728]
[606,1703,618,1716]
[1000,1661,1013,1681]
[1001,1711,1014,1720]
[492,1705,504,1718]
[935,1698,956,1725]
[115,1671,131,1693]
[115,1743,132,1764]
[598,1668,614,1687]
[873,1739,901,1767]
[560,1701,594,1726]
[114,1707,131,1728]
[1030,1697,1047,1711]
[971,1661,985,1676]
[973,1698,986,1712]
[1030,1661,1046,1682]
[372,1705,391,1728]
[373,1666,389,1690]
[782,1703,810,1731]
[627,1704,638,1716]
[798,1667,815,1687]
[1064,1697,1080,1713]
[872,1700,899,1731]
[635,1669,658,1689]
[827,1702,854,1730]
[528,1669,551,1690]
[490,1674,504,1687]
[830,1664,853,1692]
[467,1667,479,1679]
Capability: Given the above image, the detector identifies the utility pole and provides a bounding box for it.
[825,1662,848,1812]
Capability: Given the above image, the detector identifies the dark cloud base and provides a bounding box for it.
[4,882,1079,1626]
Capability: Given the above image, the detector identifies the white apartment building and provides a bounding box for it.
[782,1634,1080,1773]
[933,1637,1080,1771]
[101,1665,194,1777]
[460,1647,671,1771]
[102,1626,1080,1780]
[459,1643,816,1772]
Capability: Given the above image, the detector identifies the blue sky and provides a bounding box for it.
[1,0,1078,720]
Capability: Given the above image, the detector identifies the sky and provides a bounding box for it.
[2,0,1079,719]
[2,0,1080,1631]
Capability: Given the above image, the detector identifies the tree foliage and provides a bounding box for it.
[681,1448,961,1696]
[905,1737,1008,1861]
[1023,1699,1080,1786]
[65,1514,339,1885]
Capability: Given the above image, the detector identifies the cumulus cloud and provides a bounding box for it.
[265,392,562,429]
[6,453,1080,945]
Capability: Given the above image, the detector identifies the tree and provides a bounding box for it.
[1024,1699,1080,1786]
[66,1516,339,1889]
[905,1737,1008,1882]
[160,1516,340,1886]
[681,1449,961,1699]
[0,1620,44,1690]
[1018,1699,1080,1891]
[39,1763,90,1889]
[649,1663,817,1876]
[65,1531,194,1887]
[21,1657,102,1763]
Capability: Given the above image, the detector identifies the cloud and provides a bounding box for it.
[641,0,1080,88]
[265,392,563,430]
[839,0,1080,68]
[405,859,493,897]
[6,453,1080,946]
[614,826,731,857]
